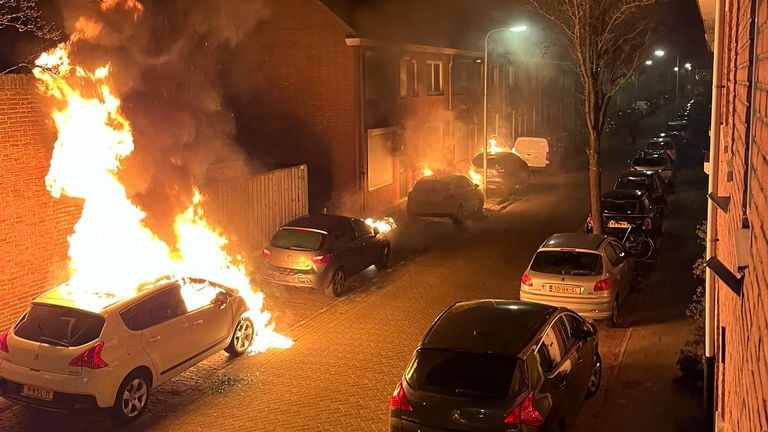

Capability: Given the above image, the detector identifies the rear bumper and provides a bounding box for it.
[262,267,328,288]
[520,290,614,320]
[0,378,101,413]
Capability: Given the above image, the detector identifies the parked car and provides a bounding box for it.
[520,233,635,327]
[613,170,668,207]
[0,277,254,421]
[653,131,686,146]
[645,137,676,161]
[629,150,674,184]
[407,174,484,225]
[666,119,690,139]
[389,299,602,432]
[592,189,664,239]
[470,150,531,196]
[513,136,551,168]
[262,214,391,296]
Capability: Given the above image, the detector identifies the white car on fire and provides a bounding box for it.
[0,277,255,422]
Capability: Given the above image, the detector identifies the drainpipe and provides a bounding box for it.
[358,47,367,216]
[449,54,454,112]
[704,0,724,429]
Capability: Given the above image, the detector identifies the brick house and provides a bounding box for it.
[697,0,768,430]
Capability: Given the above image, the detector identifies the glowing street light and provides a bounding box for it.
[674,66,679,72]
[685,62,692,70]
[654,49,665,57]
[482,25,527,199]
[645,60,653,66]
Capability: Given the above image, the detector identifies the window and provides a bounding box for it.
[367,128,395,190]
[454,176,473,189]
[179,281,225,312]
[351,219,374,239]
[14,305,105,347]
[536,326,565,373]
[400,58,417,97]
[609,242,627,264]
[604,244,620,267]
[530,251,603,276]
[427,61,443,95]
[270,228,326,251]
[330,223,356,246]
[557,313,584,351]
[121,286,186,331]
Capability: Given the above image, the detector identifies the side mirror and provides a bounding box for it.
[214,291,229,309]
[473,183,480,189]
[373,226,380,237]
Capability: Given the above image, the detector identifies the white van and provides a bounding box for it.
[513,136,550,168]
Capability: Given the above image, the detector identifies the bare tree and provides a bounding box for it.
[529,0,656,234]
[0,0,58,38]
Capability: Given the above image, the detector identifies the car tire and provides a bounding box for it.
[225,315,255,356]
[585,351,603,399]
[111,370,152,423]
[324,267,346,297]
[374,244,391,271]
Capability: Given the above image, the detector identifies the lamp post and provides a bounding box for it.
[654,49,682,103]
[482,25,526,199]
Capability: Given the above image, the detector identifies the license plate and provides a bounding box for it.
[21,384,54,401]
[608,220,630,228]
[548,285,581,295]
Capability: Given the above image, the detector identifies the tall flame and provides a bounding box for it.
[33,34,290,351]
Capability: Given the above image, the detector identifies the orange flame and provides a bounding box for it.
[33,37,290,351]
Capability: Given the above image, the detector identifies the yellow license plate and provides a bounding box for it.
[608,220,630,228]
[549,285,581,295]
[22,384,54,401]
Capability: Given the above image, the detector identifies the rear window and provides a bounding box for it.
[632,156,666,167]
[414,179,450,192]
[603,199,641,214]
[405,349,523,400]
[530,250,602,276]
[271,228,326,251]
[615,177,651,191]
[647,141,672,150]
[14,304,105,347]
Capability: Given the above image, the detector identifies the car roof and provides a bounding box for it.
[618,170,657,179]
[540,233,608,251]
[417,174,465,182]
[421,300,557,356]
[602,189,646,200]
[283,214,355,232]
[633,150,668,159]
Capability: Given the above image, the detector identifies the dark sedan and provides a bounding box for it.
[390,300,601,432]
[599,189,664,239]
[262,214,391,297]
[613,170,668,207]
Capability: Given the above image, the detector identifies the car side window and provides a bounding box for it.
[610,242,627,264]
[333,223,357,245]
[536,325,565,373]
[604,243,620,267]
[121,285,187,331]
[179,281,225,312]
[557,313,585,350]
[351,219,374,239]
[456,177,472,189]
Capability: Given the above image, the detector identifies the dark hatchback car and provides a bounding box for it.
[390,300,601,432]
[470,151,531,196]
[596,190,664,239]
[613,170,668,207]
[262,214,390,297]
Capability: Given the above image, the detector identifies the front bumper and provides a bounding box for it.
[520,290,614,320]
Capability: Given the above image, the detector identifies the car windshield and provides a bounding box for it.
[414,179,450,193]
[615,177,651,191]
[405,348,522,400]
[632,156,666,167]
[14,304,105,347]
[603,199,642,214]
[647,141,672,150]
[270,228,326,251]
[530,250,603,276]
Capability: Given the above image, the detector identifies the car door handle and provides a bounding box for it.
[193,319,204,326]
[147,336,161,343]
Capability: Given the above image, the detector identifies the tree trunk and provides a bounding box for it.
[588,134,603,234]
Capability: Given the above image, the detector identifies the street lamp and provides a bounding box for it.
[684,62,692,70]
[645,60,653,66]
[654,49,665,57]
[654,48,681,103]
[482,25,527,199]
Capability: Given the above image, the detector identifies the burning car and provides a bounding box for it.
[469,150,531,196]
[407,174,484,225]
[261,214,392,297]
[0,277,254,422]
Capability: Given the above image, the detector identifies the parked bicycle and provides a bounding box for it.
[622,225,654,261]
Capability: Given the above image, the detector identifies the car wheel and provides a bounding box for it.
[451,204,465,226]
[225,315,255,356]
[324,268,346,297]
[610,297,620,328]
[585,351,603,399]
[111,370,151,423]
[374,244,391,271]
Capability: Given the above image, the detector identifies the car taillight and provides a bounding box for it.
[504,392,544,426]
[0,331,9,354]
[521,272,533,287]
[643,218,653,230]
[390,380,413,412]
[69,341,108,369]
[261,249,271,260]
[311,254,331,265]
[586,215,593,230]
[594,277,613,292]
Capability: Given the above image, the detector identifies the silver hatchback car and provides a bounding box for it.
[519,233,635,327]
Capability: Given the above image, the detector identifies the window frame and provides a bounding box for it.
[120,285,188,332]
[427,60,444,95]
[535,318,567,374]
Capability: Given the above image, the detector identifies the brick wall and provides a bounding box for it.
[713,1,768,430]
[0,74,81,331]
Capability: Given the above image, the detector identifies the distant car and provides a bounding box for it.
[520,233,635,327]
[630,150,674,184]
[390,299,602,432]
[666,120,690,139]
[513,136,551,168]
[594,189,664,239]
[613,170,668,207]
[653,131,686,146]
[645,137,676,161]
[262,214,391,296]
[470,151,530,196]
[407,174,483,225]
[0,277,254,421]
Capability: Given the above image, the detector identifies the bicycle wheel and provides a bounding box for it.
[632,236,654,261]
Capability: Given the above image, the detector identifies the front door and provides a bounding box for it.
[181,282,234,355]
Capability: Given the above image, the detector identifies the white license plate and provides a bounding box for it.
[21,384,54,401]
[548,285,581,295]
[608,220,631,228]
